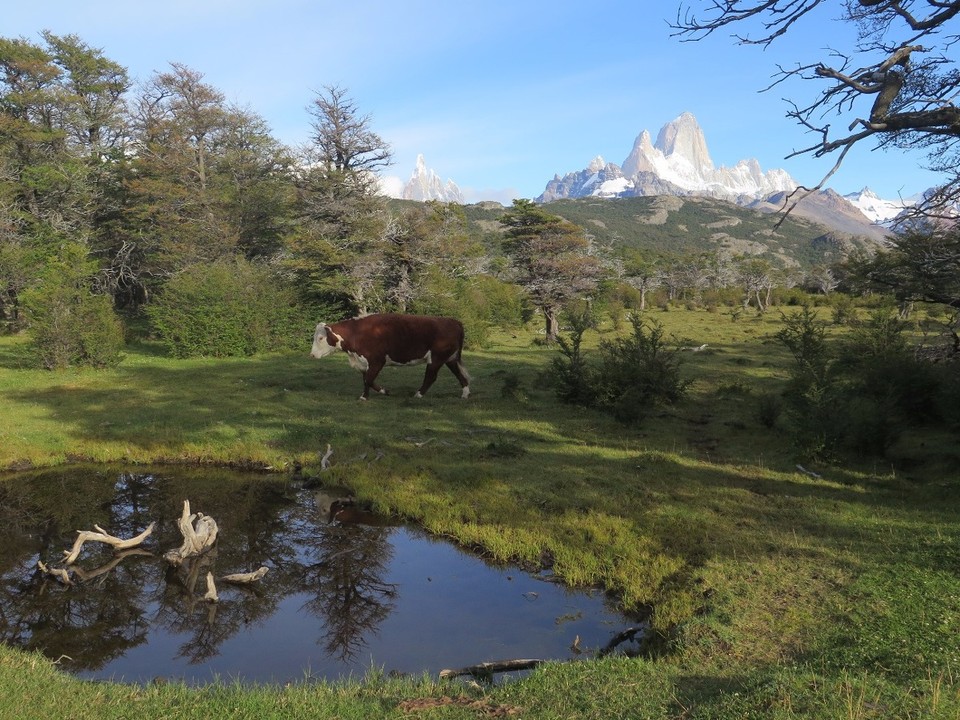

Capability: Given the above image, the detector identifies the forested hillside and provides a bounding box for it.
[457,195,883,270]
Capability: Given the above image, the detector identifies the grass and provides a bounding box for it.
[1,306,959,718]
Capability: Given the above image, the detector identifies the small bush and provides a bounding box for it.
[776,304,949,458]
[551,312,689,423]
[20,243,124,369]
[756,392,783,429]
[148,258,305,358]
[550,309,596,406]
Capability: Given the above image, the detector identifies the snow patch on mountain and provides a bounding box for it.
[843,187,917,225]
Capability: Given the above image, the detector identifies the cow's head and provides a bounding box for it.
[310,323,340,359]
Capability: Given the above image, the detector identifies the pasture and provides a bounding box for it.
[0,305,958,719]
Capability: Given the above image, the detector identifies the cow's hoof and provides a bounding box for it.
[413,391,423,398]
[461,387,470,399]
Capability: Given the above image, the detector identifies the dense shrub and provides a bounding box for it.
[551,312,689,422]
[148,259,306,358]
[20,243,124,369]
[594,314,690,422]
[777,304,947,458]
[550,310,596,406]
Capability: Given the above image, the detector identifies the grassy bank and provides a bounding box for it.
[1,307,959,718]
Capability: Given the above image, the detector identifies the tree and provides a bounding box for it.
[124,63,236,274]
[736,256,775,311]
[0,33,129,328]
[298,84,391,242]
[286,85,392,311]
[844,226,960,309]
[621,251,661,310]
[673,1,960,220]
[500,199,602,341]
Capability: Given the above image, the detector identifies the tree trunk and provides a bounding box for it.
[544,307,559,342]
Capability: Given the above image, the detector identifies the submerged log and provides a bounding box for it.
[71,548,153,584]
[62,522,155,565]
[163,500,218,566]
[221,566,269,584]
[598,626,645,657]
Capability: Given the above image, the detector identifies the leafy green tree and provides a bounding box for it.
[124,63,236,272]
[115,63,294,310]
[736,256,775,312]
[0,33,129,329]
[621,250,661,311]
[500,199,602,341]
[19,242,123,368]
[214,107,296,260]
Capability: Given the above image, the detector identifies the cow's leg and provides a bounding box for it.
[361,361,386,400]
[415,361,443,398]
[445,358,471,399]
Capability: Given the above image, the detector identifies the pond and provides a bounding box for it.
[0,466,645,685]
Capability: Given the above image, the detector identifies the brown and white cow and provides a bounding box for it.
[310,313,471,400]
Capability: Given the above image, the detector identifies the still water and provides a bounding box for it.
[0,466,642,685]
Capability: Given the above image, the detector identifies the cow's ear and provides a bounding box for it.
[324,327,337,346]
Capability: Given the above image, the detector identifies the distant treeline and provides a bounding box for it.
[0,32,944,369]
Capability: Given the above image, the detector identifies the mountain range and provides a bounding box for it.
[382,112,921,239]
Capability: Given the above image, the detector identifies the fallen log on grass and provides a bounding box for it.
[439,658,544,679]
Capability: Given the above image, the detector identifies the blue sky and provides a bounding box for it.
[5,1,946,203]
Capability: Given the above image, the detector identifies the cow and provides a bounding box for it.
[310,313,471,400]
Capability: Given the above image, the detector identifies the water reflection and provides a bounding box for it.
[0,466,641,685]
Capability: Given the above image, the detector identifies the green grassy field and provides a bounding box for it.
[1,307,958,719]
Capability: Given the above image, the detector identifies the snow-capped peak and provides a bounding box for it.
[543,112,797,203]
[378,154,464,203]
[844,187,915,225]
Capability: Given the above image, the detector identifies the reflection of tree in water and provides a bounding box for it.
[301,520,396,662]
[0,469,403,676]
[0,473,157,670]
[151,484,307,666]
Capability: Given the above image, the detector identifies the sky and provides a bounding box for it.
[4,1,948,204]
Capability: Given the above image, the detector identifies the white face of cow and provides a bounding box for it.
[310,323,339,359]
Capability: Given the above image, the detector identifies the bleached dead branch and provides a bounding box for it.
[62,522,156,565]
[163,500,218,566]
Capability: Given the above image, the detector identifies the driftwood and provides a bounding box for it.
[37,560,73,586]
[221,566,269,584]
[37,521,156,585]
[62,522,155,565]
[163,500,218,566]
[204,572,219,603]
[439,658,544,679]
